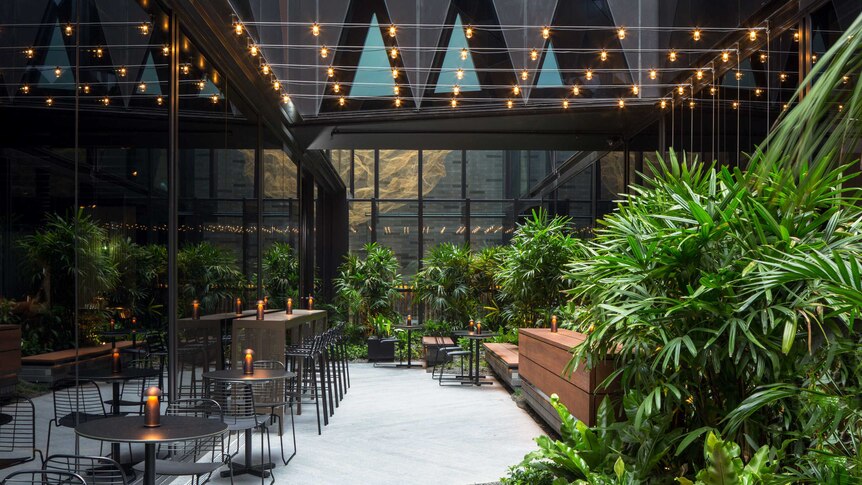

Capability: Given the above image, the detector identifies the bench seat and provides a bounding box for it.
[483,342,520,388]
[422,336,455,367]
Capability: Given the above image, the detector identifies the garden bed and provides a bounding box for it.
[20,340,135,385]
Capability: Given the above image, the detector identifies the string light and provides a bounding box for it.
[572,85,580,96]
[721,51,730,62]
[793,31,799,41]
[542,26,550,39]
[812,54,817,63]
[156,95,164,105]
[336,95,346,107]
[101,96,110,106]
[20,84,29,94]
[677,85,685,95]
[754,88,762,96]
[600,49,608,61]
[261,64,270,75]
[117,66,127,77]
[181,63,190,75]
[81,84,90,94]
[668,50,677,62]
[394,97,402,107]
[282,93,291,104]
[507,99,513,109]
[735,71,743,80]
[390,47,398,59]
[210,94,219,104]
[562,99,569,109]
[139,22,151,35]
[138,82,147,92]
[842,75,850,84]
[393,85,400,95]
[732,101,739,109]
[465,25,474,39]
[460,48,468,60]
[196,79,206,90]
[779,72,787,82]
[530,49,538,61]
[660,99,667,109]
[696,69,703,80]
[783,103,788,111]
[631,84,639,95]
[521,69,529,80]
[388,24,397,37]
[618,98,625,108]
[838,104,844,112]
[320,46,328,58]
[94,47,103,58]
[332,82,341,93]
[250,44,259,56]
[64,24,74,36]
[693,29,701,41]
[46,97,53,106]
[617,27,626,40]
[709,86,716,95]
[234,21,243,35]
[649,68,657,80]
[392,68,399,79]
[327,66,335,77]
[453,85,461,95]
[24,47,34,59]
[272,80,281,90]
[456,68,464,80]
[689,100,695,109]
[311,22,320,36]
[162,44,170,56]
[585,69,593,80]
[450,98,458,107]
[513,85,520,95]
[54,66,62,78]
[759,52,767,62]
[749,29,757,41]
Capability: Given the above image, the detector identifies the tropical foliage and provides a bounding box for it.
[414,242,477,324]
[177,241,244,314]
[262,242,300,305]
[334,242,402,332]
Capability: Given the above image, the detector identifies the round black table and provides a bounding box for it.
[392,324,424,368]
[75,415,227,485]
[453,331,498,386]
[202,369,296,478]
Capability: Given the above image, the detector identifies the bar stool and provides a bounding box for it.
[284,335,327,435]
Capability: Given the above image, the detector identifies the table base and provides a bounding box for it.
[394,363,423,368]
[221,461,274,478]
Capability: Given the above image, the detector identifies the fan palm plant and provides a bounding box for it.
[414,242,476,324]
[177,242,244,315]
[262,242,300,305]
[333,242,401,332]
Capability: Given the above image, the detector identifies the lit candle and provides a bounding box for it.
[236,298,242,316]
[111,349,122,374]
[307,295,314,310]
[192,299,200,319]
[263,296,269,309]
[286,298,293,315]
[243,348,255,375]
[130,316,137,335]
[143,386,162,427]
[407,314,412,326]
[476,321,482,334]
[109,318,115,331]
[551,315,558,333]
[256,300,264,320]
[469,319,475,332]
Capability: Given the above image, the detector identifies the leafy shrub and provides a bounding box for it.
[414,243,476,325]
[262,242,299,305]
[334,242,401,333]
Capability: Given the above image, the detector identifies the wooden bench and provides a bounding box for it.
[422,336,454,367]
[21,341,136,385]
[483,342,520,388]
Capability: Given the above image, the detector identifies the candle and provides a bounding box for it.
[109,318,115,331]
[192,299,200,319]
[551,315,558,333]
[469,319,475,331]
[307,295,314,310]
[286,298,293,315]
[263,296,269,309]
[143,387,162,427]
[243,348,255,375]
[256,300,264,320]
[476,321,482,334]
[111,349,122,374]
[407,314,412,326]
[236,298,242,316]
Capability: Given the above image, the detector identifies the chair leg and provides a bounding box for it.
[309,357,322,435]
[318,353,331,423]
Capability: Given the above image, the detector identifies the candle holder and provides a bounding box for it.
[263,296,269,310]
[256,300,265,320]
[111,349,122,374]
[143,386,162,427]
[192,299,200,319]
[243,349,255,375]
[235,298,242,316]
[468,319,475,332]
[476,321,482,334]
[286,298,293,315]
[307,295,314,310]
[406,314,412,326]
[550,315,558,333]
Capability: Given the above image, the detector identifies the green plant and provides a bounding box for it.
[334,242,402,333]
[177,242,245,315]
[422,319,454,336]
[104,238,165,322]
[496,209,579,327]
[262,242,299,305]
[414,242,477,325]
[368,314,393,338]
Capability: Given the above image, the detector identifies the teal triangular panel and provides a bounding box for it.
[435,15,480,93]
[351,14,395,97]
[536,43,564,88]
[138,53,162,96]
[38,22,74,90]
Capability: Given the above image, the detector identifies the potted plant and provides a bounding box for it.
[366,314,396,362]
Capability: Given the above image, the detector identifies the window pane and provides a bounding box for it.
[423,150,461,198]
[466,150,504,199]
[378,202,418,279]
[348,201,373,254]
[378,150,418,199]
[423,202,465,251]
[470,201,509,248]
[353,150,375,198]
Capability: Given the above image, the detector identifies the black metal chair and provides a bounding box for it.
[107,357,162,415]
[47,379,117,458]
[253,360,296,466]
[433,345,473,386]
[43,454,127,485]
[132,398,233,485]
[284,335,327,435]
[1,470,86,485]
[0,395,41,470]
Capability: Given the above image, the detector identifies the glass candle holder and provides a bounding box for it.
[144,387,162,427]
[469,319,475,332]
[111,350,122,374]
[407,314,412,326]
[307,295,314,310]
[236,298,242,316]
[476,321,482,334]
[256,300,264,320]
[243,349,255,375]
[263,296,268,309]
[551,315,558,333]
[192,299,200,319]
[286,298,293,315]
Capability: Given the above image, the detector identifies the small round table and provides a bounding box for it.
[76,415,227,485]
[202,369,296,478]
[392,324,424,368]
[453,331,498,386]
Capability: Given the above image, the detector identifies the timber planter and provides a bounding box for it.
[518,328,616,432]
[367,337,396,362]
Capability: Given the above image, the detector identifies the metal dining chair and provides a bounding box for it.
[0,395,41,470]
[253,360,297,466]
[1,470,86,485]
[47,379,117,458]
[108,357,162,414]
[132,398,233,485]
[284,335,327,435]
[43,454,128,485]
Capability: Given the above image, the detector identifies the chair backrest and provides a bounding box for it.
[205,381,258,427]
[43,454,127,485]
[1,470,86,485]
[52,380,106,424]
[0,395,36,460]
[164,399,225,462]
[251,361,286,404]
[124,358,160,399]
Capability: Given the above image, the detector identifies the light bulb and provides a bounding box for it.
[793,31,799,41]
[453,85,460,95]
[456,68,464,80]
[693,29,701,41]
[754,88,762,96]
[82,84,90,94]
[722,51,730,62]
[101,96,110,106]
[20,84,29,94]
[139,22,151,35]
[388,24,397,37]
[732,101,739,109]
[710,86,716,95]
[196,79,206,90]
[394,97,402,107]
[211,94,219,104]
[465,25,473,39]
[162,44,170,56]
[649,68,657,80]
[759,52,767,62]
[138,82,147,92]
[507,99,513,109]
[250,44,258,56]
[393,85,400,95]
[181,64,190,75]
[320,46,328,58]
[95,47,103,58]
[600,50,608,61]
[156,95,164,105]
[668,50,677,62]
[46,97,54,106]
[450,98,457,107]
[779,72,787,82]
[842,75,849,84]
[390,47,398,59]
[585,69,593,80]
[271,80,280,90]
[735,71,743,80]
[24,47,35,59]
[261,64,270,75]
[513,85,520,95]
[562,99,569,109]
[696,69,703,80]
[333,83,340,93]
[572,85,580,95]
[460,48,468,60]
[64,24,74,36]
[54,66,62,78]
[338,96,346,106]
[749,30,757,41]
[660,99,667,109]
[677,85,685,95]
[282,93,291,104]
[542,26,550,39]
[327,67,335,77]
[838,104,844,112]
[118,66,127,77]
[617,27,626,40]
[632,84,639,95]
[234,22,243,35]
[311,22,320,36]
[392,68,399,79]
[618,98,625,108]
[521,69,529,80]
[689,100,695,109]
[530,49,538,61]
[783,103,788,110]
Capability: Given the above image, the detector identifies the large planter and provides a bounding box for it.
[0,325,21,395]
[367,337,395,362]
[518,328,617,431]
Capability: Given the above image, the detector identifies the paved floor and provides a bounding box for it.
[4,363,543,484]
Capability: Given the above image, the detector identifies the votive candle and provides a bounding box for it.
[192,299,200,319]
[111,349,122,374]
[407,314,412,326]
[286,298,293,315]
[256,300,264,320]
[236,298,242,316]
[243,349,255,375]
[469,319,475,331]
[476,321,482,334]
[264,296,269,309]
[144,386,162,427]
[307,295,314,310]
[109,318,115,331]
[551,315,558,333]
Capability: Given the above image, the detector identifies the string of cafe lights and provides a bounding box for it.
[102,221,300,236]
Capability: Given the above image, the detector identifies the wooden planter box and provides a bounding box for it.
[20,340,136,385]
[0,325,21,394]
[518,328,616,431]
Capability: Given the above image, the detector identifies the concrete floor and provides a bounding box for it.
[4,363,543,484]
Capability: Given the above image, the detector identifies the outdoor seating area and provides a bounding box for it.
[2,0,862,483]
